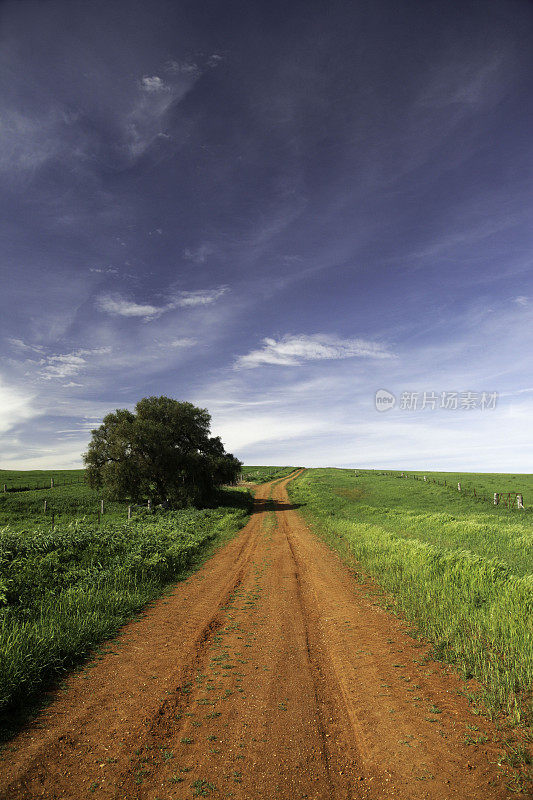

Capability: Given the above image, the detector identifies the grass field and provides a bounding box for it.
[241,465,295,483]
[367,468,533,509]
[0,475,252,721]
[0,469,85,492]
[289,468,533,723]
[0,483,128,533]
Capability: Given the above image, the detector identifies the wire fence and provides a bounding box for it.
[37,499,155,530]
[2,477,85,493]
[356,470,527,511]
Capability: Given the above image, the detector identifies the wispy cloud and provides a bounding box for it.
[166,60,201,76]
[235,334,395,369]
[37,348,111,381]
[418,52,508,109]
[0,378,34,434]
[7,338,44,354]
[0,69,193,177]
[514,296,528,306]
[175,288,228,307]
[97,294,161,320]
[166,337,197,348]
[0,107,88,176]
[207,54,224,68]
[97,287,228,320]
[139,75,170,93]
[166,54,223,74]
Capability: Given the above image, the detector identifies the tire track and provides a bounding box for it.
[0,470,521,800]
[277,474,521,800]
[0,480,275,800]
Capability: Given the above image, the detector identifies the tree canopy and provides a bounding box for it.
[83,396,242,507]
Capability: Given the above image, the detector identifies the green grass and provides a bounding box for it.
[288,468,533,723]
[241,466,295,484]
[0,480,251,725]
[0,483,128,533]
[0,468,85,492]
[389,470,533,507]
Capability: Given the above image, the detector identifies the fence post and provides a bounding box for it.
[100,499,104,515]
[50,477,54,489]
[147,499,151,511]
[44,500,47,513]
[423,476,427,481]
[517,494,524,509]
[457,483,461,491]
[493,493,499,505]
[128,505,131,520]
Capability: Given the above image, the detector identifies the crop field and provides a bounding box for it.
[288,468,533,723]
[0,477,252,721]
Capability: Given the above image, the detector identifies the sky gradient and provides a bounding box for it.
[1,0,533,471]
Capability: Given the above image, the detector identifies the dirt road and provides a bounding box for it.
[0,471,521,799]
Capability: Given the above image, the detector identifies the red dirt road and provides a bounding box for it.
[0,471,522,799]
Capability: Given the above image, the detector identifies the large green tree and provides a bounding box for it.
[83,396,242,507]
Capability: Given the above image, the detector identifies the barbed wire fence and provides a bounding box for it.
[353,470,526,511]
[2,476,85,493]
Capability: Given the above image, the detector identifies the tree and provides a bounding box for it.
[83,396,242,507]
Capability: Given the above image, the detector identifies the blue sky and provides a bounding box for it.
[1,0,533,471]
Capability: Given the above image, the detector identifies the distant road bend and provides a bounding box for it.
[0,470,517,799]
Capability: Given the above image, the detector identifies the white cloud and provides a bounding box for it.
[7,338,44,353]
[207,54,224,68]
[514,296,528,306]
[41,354,86,379]
[0,439,86,470]
[126,65,201,160]
[97,294,161,320]
[235,334,395,369]
[139,76,169,93]
[167,338,197,348]
[166,60,201,76]
[97,287,228,320]
[0,53,203,176]
[0,379,35,435]
[38,347,111,381]
[174,287,228,307]
[215,412,321,451]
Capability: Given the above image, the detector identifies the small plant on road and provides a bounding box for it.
[192,778,216,796]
